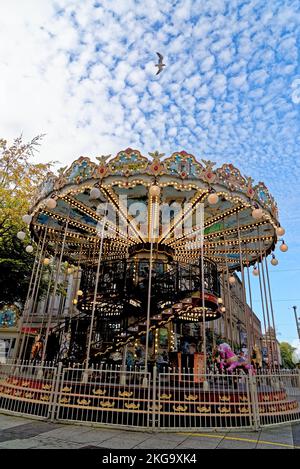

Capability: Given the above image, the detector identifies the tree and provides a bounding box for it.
[0,135,54,306]
[280,342,296,369]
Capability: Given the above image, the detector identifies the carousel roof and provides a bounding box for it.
[28,148,280,271]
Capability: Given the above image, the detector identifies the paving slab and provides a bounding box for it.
[131,438,181,449]
[175,436,223,449]
[216,439,257,449]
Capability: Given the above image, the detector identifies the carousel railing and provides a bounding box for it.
[0,360,299,430]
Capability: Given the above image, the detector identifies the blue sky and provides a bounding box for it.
[0,0,300,346]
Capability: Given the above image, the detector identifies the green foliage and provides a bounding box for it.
[0,231,34,307]
[280,342,296,369]
[0,135,55,307]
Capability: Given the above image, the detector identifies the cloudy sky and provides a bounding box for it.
[1,0,300,345]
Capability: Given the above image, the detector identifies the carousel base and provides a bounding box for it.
[1,366,299,430]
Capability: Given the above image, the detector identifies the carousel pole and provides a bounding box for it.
[23,225,49,360]
[225,264,234,347]
[257,259,269,366]
[16,231,42,360]
[18,228,46,360]
[257,228,276,369]
[221,269,228,340]
[245,246,256,350]
[264,256,280,367]
[42,208,70,361]
[38,242,58,361]
[199,203,208,387]
[200,244,206,374]
[85,202,108,373]
[143,184,160,387]
[236,213,252,360]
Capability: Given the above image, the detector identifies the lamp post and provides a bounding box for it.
[292,306,300,340]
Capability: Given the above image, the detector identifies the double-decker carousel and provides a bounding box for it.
[6,148,298,429]
[19,148,285,365]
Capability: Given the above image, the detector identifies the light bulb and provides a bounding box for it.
[46,198,57,209]
[90,187,101,200]
[22,214,32,224]
[271,255,278,266]
[149,185,161,197]
[252,208,263,219]
[276,226,285,237]
[17,231,26,241]
[280,241,288,252]
[207,193,219,205]
[25,245,33,253]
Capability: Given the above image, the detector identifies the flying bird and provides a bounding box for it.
[155,52,165,75]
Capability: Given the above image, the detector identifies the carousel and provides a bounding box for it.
[3,148,299,430]
[16,148,286,370]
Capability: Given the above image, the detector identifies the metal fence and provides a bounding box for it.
[0,360,299,431]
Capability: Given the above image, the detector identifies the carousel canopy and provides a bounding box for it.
[28,149,279,271]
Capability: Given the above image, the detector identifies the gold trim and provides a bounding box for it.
[40,395,50,402]
[62,386,72,393]
[99,400,115,408]
[160,393,172,400]
[219,395,230,402]
[184,394,198,401]
[218,406,231,413]
[92,389,106,396]
[173,405,188,412]
[119,391,133,398]
[197,406,211,413]
[42,384,52,391]
[77,399,91,406]
[125,403,140,410]
[239,395,249,402]
[239,406,249,413]
[59,397,70,404]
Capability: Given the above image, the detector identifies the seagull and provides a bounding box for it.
[155,52,166,75]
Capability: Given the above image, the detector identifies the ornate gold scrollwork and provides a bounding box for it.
[239,395,249,402]
[92,389,106,395]
[77,398,91,406]
[218,406,231,413]
[125,403,140,410]
[160,394,172,400]
[197,406,211,413]
[42,384,52,391]
[238,406,249,413]
[40,395,50,402]
[59,397,70,404]
[219,395,230,402]
[25,392,34,399]
[173,405,188,412]
[184,394,198,401]
[99,400,115,408]
[61,386,72,393]
[119,391,133,397]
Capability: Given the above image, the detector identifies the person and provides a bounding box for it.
[157,351,169,372]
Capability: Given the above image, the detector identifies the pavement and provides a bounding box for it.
[0,413,299,449]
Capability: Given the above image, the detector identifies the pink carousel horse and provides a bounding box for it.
[218,343,254,375]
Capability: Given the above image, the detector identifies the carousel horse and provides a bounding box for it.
[30,334,43,360]
[251,344,262,370]
[218,343,254,375]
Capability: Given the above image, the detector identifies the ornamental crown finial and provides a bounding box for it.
[96,155,111,164]
[148,150,165,159]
